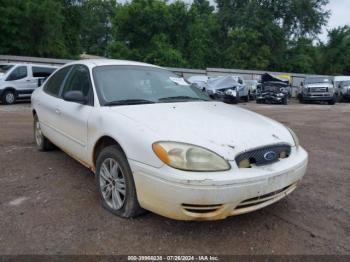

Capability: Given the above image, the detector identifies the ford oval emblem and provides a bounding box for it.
[264,151,277,161]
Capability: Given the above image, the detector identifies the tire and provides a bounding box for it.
[243,93,249,102]
[338,93,344,103]
[33,115,55,151]
[328,99,336,105]
[328,95,336,105]
[232,94,240,104]
[299,96,304,104]
[1,89,16,105]
[249,91,255,101]
[96,145,144,218]
[282,97,288,105]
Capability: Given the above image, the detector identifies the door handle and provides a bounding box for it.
[55,108,61,115]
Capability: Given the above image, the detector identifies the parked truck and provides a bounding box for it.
[299,76,336,105]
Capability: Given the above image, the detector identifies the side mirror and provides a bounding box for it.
[63,90,87,104]
[37,77,46,87]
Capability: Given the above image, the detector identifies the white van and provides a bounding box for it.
[0,63,58,104]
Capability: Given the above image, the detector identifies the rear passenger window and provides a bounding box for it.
[6,66,27,81]
[32,67,56,78]
[44,66,72,97]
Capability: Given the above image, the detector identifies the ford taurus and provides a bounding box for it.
[31,59,308,220]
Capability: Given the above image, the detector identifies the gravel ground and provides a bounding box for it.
[0,101,349,255]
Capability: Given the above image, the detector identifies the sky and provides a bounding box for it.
[319,0,350,42]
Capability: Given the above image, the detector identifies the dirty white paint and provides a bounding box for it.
[9,197,29,206]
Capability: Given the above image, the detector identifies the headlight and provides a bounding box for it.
[152,142,231,171]
[286,127,300,147]
[225,89,237,96]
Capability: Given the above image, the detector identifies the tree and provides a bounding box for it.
[80,0,116,56]
[215,0,329,71]
[0,0,70,58]
[109,0,188,67]
[223,29,271,70]
[319,26,350,75]
[283,38,318,74]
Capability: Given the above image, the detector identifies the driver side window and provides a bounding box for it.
[61,65,94,106]
[6,66,27,81]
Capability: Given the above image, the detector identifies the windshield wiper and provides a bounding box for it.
[158,96,207,102]
[104,99,155,106]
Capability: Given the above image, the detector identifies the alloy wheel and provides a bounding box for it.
[5,92,15,104]
[99,158,126,210]
[35,121,43,146]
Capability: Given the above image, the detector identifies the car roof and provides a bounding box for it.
[0,63,58,68]
[65,59,161,69]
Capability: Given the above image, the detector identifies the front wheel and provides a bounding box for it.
[96,145,144,218]
[2,90,16,105]
[282,97,288,105]
[243,94,249,102]
[328,95,336,105]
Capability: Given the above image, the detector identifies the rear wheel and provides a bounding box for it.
[2,90,16,105]
[33,115,55,151]
[96,145,144,218]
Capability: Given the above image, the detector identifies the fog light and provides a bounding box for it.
[279,151,287,159]
[238,159,251,168]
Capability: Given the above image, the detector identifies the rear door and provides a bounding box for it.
[38,66,73,145]
[56,64,94,163]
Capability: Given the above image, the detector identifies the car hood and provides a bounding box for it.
[108,102,294,160]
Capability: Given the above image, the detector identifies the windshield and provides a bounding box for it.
[0,64,14,74]
[93,65,211,106]
[305,77,331,85]
[341,80,350,86]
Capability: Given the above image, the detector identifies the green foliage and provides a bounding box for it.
[0,0,344,75]
[0,0,68,58]
[224,29,271,70]
[319,26,350,75]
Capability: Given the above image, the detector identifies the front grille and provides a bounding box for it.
[310,87,327,92]
[235,144,291,168]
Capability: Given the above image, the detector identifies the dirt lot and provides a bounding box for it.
[0,101,349,255]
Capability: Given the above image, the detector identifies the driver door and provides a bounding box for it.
[56,64,94,164]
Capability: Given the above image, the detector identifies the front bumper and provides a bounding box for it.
[303,93,334,101]
[130,146,308,220]
[256,95,286,104]
[342,93,350,99]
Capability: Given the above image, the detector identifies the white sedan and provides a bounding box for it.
[31,59,308,220]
